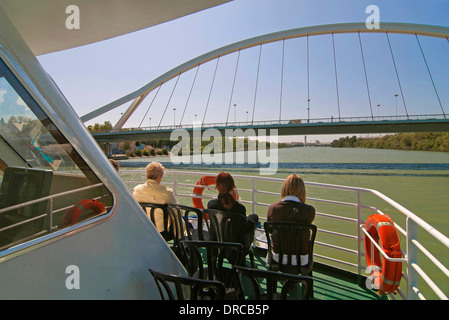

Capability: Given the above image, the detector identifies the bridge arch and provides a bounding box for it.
[80,22,449,129]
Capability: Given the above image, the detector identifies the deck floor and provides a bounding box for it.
[250,249,384,300]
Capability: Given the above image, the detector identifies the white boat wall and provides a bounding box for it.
[0,4,189,299]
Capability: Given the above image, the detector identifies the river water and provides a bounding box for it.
[120,146,449,236]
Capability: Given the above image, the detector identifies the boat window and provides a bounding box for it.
[0,58,112,252]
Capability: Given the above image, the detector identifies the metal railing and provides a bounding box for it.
[122,169,448,300]
[0,183,106,251]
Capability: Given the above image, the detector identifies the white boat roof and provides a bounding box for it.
[0,0,231,55]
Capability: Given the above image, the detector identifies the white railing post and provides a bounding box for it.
[357,190,363,280]
[46,197,53,233]
[251,177,256,215]
[407,216,419,300]
[172,172,178,199]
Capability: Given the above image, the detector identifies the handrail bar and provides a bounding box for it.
[0,183,104,215]
[0,183,105,237]
[366,189,449,249]
[411,263,448,300]
[164,170,449,249]
[360,225,407,263]
[411,238,449,280]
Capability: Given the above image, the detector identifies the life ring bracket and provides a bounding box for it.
[361,225,405,263]
[363,213,403,295]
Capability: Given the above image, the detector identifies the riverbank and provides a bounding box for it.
[330,132,449,152]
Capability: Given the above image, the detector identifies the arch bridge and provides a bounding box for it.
[84,22,449,142]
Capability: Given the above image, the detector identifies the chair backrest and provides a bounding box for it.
[264,221,317,276]
[233,265,313,300]
[180,240,243,297]
[167,204,205,241]
[149,269,225,300]
[203,209,251,246]
[138,202,174,241]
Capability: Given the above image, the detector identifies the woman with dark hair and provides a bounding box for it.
[207,172,259,229]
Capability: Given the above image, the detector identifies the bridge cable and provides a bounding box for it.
[157,74,181,129]
[415,34,446,119]
[358,32,374,121]
[332,33,341,121]
[386,32,409,119]
[307,35,310,122]
[202,57,220,125]
[179,65,200,126]
[251,44,263,125]
[279,39,285,123]
[137,83,162,129]
[226,50,241,125]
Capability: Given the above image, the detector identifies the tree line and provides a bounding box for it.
[330,132,449,152]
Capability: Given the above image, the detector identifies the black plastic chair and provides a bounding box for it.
[139,202,174,241]
[264,221,317,277]
[149,269,225,300]
[233,265,314,300]
[203,209,256,267]
[139,202,191,261]
[180,240,243,299]
[167,204,205,241]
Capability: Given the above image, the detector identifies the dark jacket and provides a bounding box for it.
[266,199,315,255]
[207,194,258,249]
[267,200,315,224]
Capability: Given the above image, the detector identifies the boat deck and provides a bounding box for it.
[175,239,385,300]
[250,248,384,300]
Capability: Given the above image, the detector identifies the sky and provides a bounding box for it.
[37,0,449,142]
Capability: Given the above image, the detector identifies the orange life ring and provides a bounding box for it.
[192,175,239,210]
[364,213,402,295]
[63,199,106,227]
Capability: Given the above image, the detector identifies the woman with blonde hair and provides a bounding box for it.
[132,162,177,239]
[266,174,315,267]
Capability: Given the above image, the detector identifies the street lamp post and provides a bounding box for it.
[173,108,176,127]
[395,94,398,119]
[234,104,237,123]
[307,99,310,123]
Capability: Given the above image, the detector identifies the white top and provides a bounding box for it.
[132,179,177,232]
[282,195,301,203]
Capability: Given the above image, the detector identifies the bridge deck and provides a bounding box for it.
[92,116,449,142]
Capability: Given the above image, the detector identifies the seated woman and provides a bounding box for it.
[266,174,315,268]
[207,171,259,238]
[132,162,177,240]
